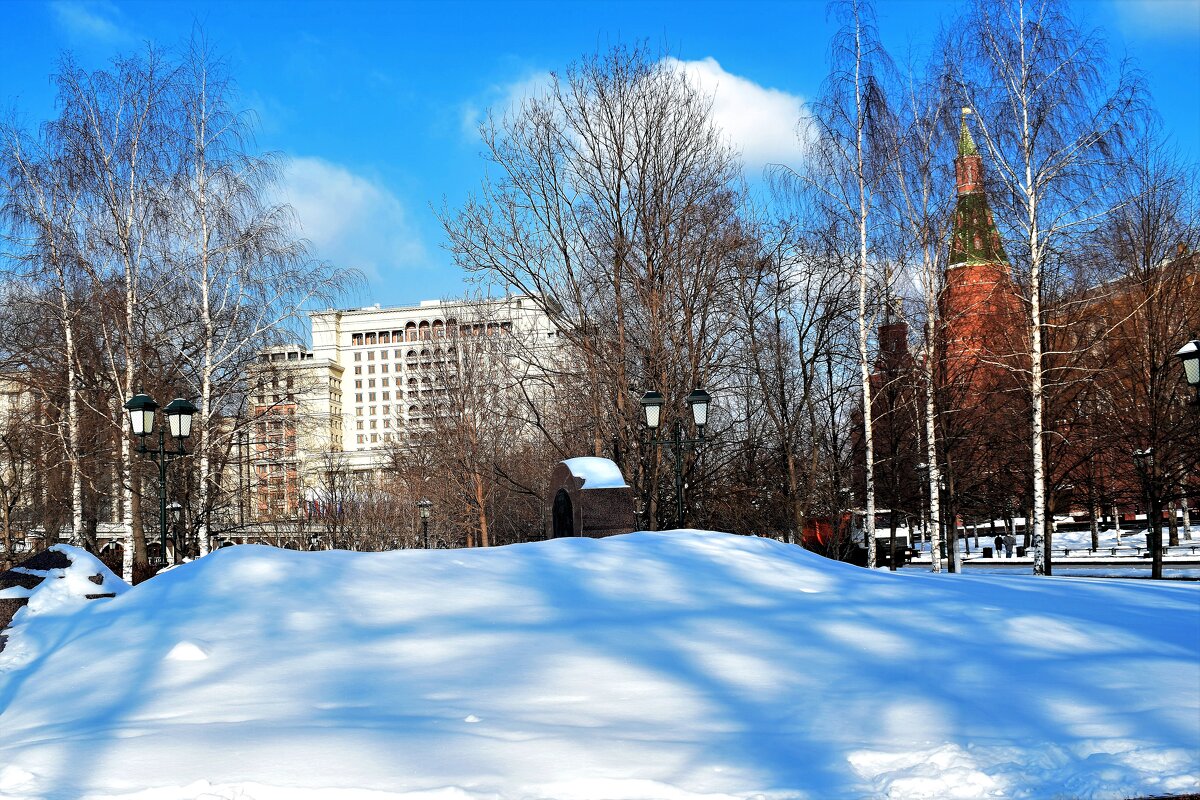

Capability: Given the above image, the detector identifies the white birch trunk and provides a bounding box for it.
[196,72,213,559]
[63,306,83,547]
[924,354,942,573]
[1025,187,1047,575]
[46,229,84,547]
[1016,1,1047,576]
[853,8,877,566]
[120,183,139,584]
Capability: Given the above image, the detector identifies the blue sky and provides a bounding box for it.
[3,0,1198,308]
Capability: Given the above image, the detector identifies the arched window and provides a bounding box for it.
[418,321,431,340]
[405,322,417,342]
[432,320,445,339]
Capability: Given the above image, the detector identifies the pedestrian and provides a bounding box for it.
[1004,532,1015,558]
[993,533,1003,558]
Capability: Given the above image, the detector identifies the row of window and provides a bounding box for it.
[349,321,512,346]
[353,376,448,389]
[354,347,456,361]
[262,351,314,363]
[353,361,455,376]
[355,397,448,417]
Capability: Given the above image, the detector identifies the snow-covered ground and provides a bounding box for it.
[903,521,1200,578]
[0,533,1197,800]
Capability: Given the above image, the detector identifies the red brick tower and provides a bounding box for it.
[934,112,1029,518]
[938,112,1027,400]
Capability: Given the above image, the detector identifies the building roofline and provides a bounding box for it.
[311,294,538,319]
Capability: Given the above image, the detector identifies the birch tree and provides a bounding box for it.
[170,35,350,555]
[1,124,87,551]
[802,0,893,564]
[50,50,181,582]
[953,0,1142,574]
[887,63,954,571]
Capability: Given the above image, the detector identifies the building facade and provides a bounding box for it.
[247,295,558,524]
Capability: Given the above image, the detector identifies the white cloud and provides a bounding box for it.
[462,59,808,175]
[50,0,132,44]
[276,157,429,282]
[663,57,809,172]
[460,71,553,139]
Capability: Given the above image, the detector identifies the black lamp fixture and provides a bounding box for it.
[124,393,197,570]
[686,389,711,431]
[638,388,713,529]
[1176,339,1200,405]
[1132,447,1163,580]
[640,391,664,429]
[418,498,433,548]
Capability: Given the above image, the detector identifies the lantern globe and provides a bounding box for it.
[164,397,198,441]
[1176,340,1200,387]
[639,391,665,429]
[123,394,158,437]
[687,389,711,428]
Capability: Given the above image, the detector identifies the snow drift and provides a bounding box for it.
[0,532,1196,799]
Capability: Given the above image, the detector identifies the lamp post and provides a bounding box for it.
[1133,447,1162,580]
[639,389,711,529]
[418,499,432,548]
[167,501,182,562]
[124,394,197,570]
[1176,339,1200,406]
[914,462,929,546]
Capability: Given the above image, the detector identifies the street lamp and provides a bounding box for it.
[914,463,929,545]
[418,499,432,548]
[167,501,182,562]
[639,388,711,529]
[1176,339,1200,405]
[124,394,197,570]
[1132,447,1163,580]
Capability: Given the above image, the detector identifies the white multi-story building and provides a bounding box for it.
[247,295,558,521]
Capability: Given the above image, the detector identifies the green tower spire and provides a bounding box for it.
[949,109,1007,266]
[958,107,979,157]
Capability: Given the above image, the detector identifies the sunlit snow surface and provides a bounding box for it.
[0,532,1196,800]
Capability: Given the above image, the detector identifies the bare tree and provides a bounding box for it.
[953,0,1143,574]
[1076,123,1199,577]
[3,39,356,578]
[169,34,353,555]
[1,121,88,552]
[443,44,748,529]
[887,60,955,571]
[799,0,894,565]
